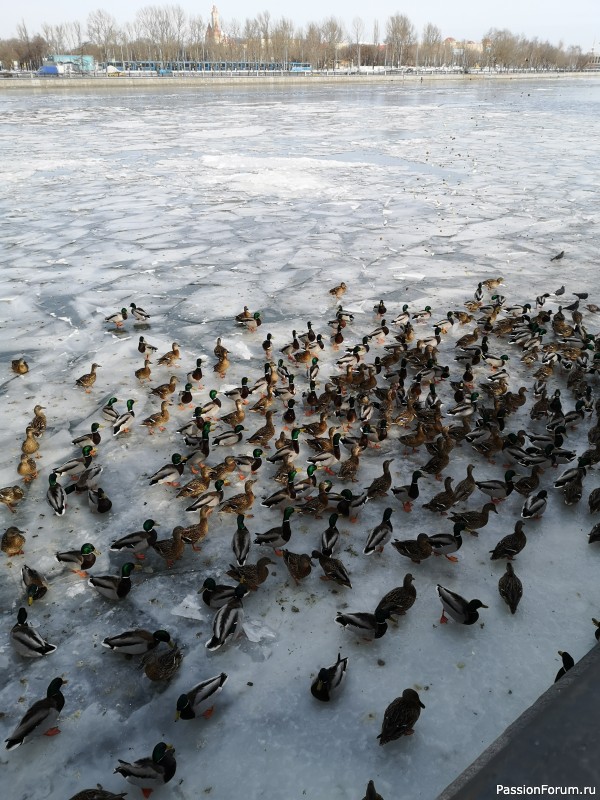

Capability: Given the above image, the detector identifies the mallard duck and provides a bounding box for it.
[176,508,210,553]
[521,489,548,519]
[363,508,394,555]
[254,507,295,555]
[233,449,263,480]
[5,677,67,749]
[209,456,237,483]
[142,643,182,682]
[177,407,205,439]
[105,306,128,328]
[391,471,423,512]
[338,445,361,482]
[226,556,274,591]
[150,375,177,400]
[141,400,170,433]
[280,549,314,585]
[391,533,432,564]
[377,689,425,745]
[9,357,29,378]
[185,423,212,466]
[220,399,245,428]
[476,469,518,501]
[238,311,262,331]
[448,502,498,535]
[185,479,226,513]
[413,306,432,323]
[113,399,135,437]
[231,514,251,566]
[310,652,348,701]
[329,282,347,299]
[219,479,256,515]
[213,348,231,378]
[89,562,139,600]
[29,404,47,436]
[114,742,176,796]
[513,466,542,498]
[250,385,274,415]
[490,521,527,560]
[200,578,248,609]
[314,514,339,557]
[149,453,186,486]
[361,781,384,800]
[2,525,26,556]
[437,584,488,625]
[75,362,101,391]
[312,549,352,588]
[53,446,96,481]
[10,607,56,658]
[185,358,203,389]
[295,480,332,518]
[555,651,575,682]
[102,628,173,656]
[200,390,222,419]
[429,523,464,562]
[101,397,119,424]
[335,609,389,639]
[247,411,277,449]
[135,354,152,383]
[307,433,342,475]
[22,564,48,605]
[266,427,301,462]
[364,459,394,500]
[422,477,455,514]
[588,486,600,514]
[110,519,158,560]
[206,589,246,650]
[235,306,253,323]
[261,471,297,508]
[72,423,102,449]
[151,526,185,567]
[130,302,150,322]
[88,486,112,514]
[176,673,228,720]
[157,342,180,366]
[498,562,523,614]
[0,486,25,514]
[335,488,368,522]
[213,424,244,448]
[138,335,158,355]
[22,426,40,457]
[56,542,100,577]
[376,573,416,617]
[452,464,476,504]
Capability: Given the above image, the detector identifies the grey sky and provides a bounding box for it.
[5,0,598,50]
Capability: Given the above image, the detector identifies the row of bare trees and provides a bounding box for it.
[0,8,590,72]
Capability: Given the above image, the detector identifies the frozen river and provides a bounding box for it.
[1,77,600,800]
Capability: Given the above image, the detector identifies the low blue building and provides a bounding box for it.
[46,54,96,72]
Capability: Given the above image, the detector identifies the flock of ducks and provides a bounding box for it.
[3,272,600,799]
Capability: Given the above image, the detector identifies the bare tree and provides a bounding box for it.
[385,14,415,67]
[271,17,295,66]
[351,17,364,69]
[321,17,344,70]
[304,22,323,68]
[421,22,442,67]
[188,14,205,62]
[87,9,118,64]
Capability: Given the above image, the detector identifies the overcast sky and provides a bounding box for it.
[5,0,598,50]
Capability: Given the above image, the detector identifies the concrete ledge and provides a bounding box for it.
[438,644,600,798]
[0,72,596,92]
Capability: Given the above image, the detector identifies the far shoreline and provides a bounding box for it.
[1,69,599,93]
